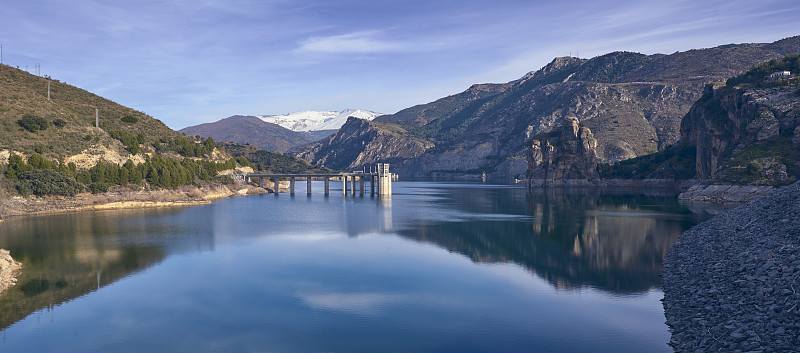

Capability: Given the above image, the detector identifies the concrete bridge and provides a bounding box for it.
[244,163,394,196]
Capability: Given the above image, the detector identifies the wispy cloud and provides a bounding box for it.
[297,31,404,53]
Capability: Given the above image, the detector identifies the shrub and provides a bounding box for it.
[52,118,67,127]
[18,114,49,132]
[16,169,84,196]
[120,115,138,124]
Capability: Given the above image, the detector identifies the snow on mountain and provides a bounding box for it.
[258,109,382,132]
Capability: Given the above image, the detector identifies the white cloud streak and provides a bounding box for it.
[297,31,404,53]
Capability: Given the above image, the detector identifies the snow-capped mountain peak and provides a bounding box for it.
[258,109,382,132]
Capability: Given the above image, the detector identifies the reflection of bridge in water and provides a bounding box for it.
[244,163,396,196]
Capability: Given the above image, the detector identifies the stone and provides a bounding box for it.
[664,181,800,352]
[792,126,800,146]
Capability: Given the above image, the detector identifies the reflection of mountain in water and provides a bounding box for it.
[396,186,707,294]
[0,207,217,330]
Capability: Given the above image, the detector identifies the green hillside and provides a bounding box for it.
[0,64,181,158]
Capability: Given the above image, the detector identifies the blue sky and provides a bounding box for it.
[2,0,799,129]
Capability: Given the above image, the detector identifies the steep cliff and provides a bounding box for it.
[680,84,800,185]
[526,117,598,186]
[295,36,800,179]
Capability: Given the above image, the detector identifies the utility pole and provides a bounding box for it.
[47,80,51,100]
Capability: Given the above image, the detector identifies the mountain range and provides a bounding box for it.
[180,109,382,152]
[258,109,382,133]
[294,36,800,179]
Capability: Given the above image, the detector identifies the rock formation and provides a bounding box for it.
[680,84,800,185]
[526,117,598,186]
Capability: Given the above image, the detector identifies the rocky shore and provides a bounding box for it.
[0,249,22,295]
[0,183,268,218]
[678,184,776,203]
[663,180,800,352]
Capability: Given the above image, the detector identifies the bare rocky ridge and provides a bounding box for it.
[663,180,800,352]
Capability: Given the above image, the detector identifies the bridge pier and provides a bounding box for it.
[378,163,391,196]
[244,165,392,198]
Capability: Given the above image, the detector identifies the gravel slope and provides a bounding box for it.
[663,181,800,352]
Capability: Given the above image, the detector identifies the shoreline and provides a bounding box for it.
[525,178,779,203]
[662,180,800,351]
[0,183,269,220]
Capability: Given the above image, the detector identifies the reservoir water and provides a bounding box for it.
[0,182,718,352]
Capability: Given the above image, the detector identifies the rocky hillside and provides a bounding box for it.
[583,53,800,196]
[180,115,310,153]
[295,117,433,173]
[295,36,800,179]
[680,83,800,186]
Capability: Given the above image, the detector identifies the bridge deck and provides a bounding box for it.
[244,173,376,178]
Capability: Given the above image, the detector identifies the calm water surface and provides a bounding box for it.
[0,182,719,352]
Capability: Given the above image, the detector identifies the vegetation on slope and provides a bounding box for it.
[0,64,182,158]
[220,142,333,173]
[726,54,800,87]
[597,143,696,179]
